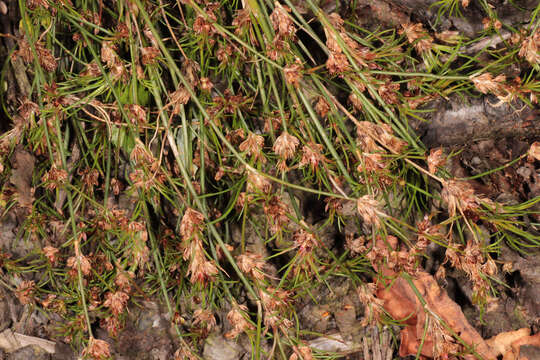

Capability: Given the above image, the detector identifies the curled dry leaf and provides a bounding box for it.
[509,333,540,360]
[486,328,530,357]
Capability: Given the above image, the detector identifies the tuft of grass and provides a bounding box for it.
[0,0,538,359]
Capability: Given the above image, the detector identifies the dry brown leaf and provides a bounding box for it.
[486,328,530,357]
[372,239,496,359]
[9,149,35,207]
[488,330,540,360]
[511,333,540,359]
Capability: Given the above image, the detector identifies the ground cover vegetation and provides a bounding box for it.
[0,0,540,359]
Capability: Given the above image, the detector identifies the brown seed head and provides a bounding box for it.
[43,246,59,265]
[83,337,111,360]
[441,179,486,218]
[470,72,506,95]
[273,132,299,159]
[400,23,427,43]
[299,142,326,171]
[187,250,218,285]
[67,254,92,276]
[427,147,446,174]
[283,59,303,87]
[239,133,265,163]
[356,195,382,227]
[141,46,160,65]
[247,170,271,194]
[37,43,57,72]
[315,97,330,118]
[326,52,350,75]
[519,29,540,65]
[270,1,296,38]
[193,308,217,331]
[200,77,214,92]
[101,41,118,68]
[15,280,35,305]
[236,252,266,281]
[103,290,129,316]
[264,196,290,234]
[225,304,254,338]
[293,227,318,256]
[180,208,205,239]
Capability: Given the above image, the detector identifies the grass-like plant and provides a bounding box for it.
[0,0,539,359]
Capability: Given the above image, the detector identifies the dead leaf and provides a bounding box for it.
[487,329,540,360]
[511,333,540,359]
[0,329,56,354]
[486,328,530,357]
[9,149,35,207]
[372,239,497,360]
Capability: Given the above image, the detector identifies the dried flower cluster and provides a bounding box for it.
[236,251,266,281]
[445,240,497,305]
[470,72,507,96]
[259,286,293,334]
[399,23,433,54]
[15,280,36,305]
[357,283,384,326]
[323,13,376,75]
[246,169,272,194]
[270,2,296,39]
[82,337,111,360]
[299,142,327,172]
[67,239,92,278]
[42,165,68,191]
[192,308,217,336]
[283,58,304,87]
[193,4,219,37]
[289,344,313,360]
[290,224,320,275]
[518,28,540,65]
[273,131,299,171]
[180,208,218,285]
[441,179,494,218]
[426,147,446,174]
[239,132,265,163]
[263,195,291,234]
[273,131,299,160]
[100,41,127,82]
[13,37,57,72]
[357,121,407,155]
[225,304,255,339]
[356,195,385,228]
[129,141,166,190]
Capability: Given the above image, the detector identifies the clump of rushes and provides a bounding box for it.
[0,0,538,359]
